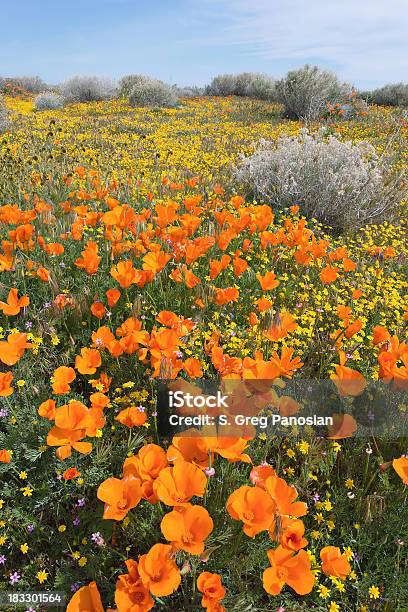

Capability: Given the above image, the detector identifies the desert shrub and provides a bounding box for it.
[207,72,276,101]
[34,92,64,111]
[128,76,179,108]
[0,75,47,94]
[0,95,10,132]
[177,85,205,98]
[235,128,402,230]
[275,65,350,121]
[368,83,408,107]
[118,74,148,98]
[60,75,117,103]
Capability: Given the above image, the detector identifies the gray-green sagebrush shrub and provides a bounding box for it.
[0,95,10,132]
[34,92,64,111]
[60,76,117,103]
[235,129,403,230]
[128,76,179,108]
[118,74,148,98]
[368,83,408,107]
[276,65,350,121]
[207,72,276,101]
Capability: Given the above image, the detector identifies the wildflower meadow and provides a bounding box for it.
[0,69,407,612]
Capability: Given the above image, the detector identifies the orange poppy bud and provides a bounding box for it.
[0,449,11,463]
[63,467,81,480]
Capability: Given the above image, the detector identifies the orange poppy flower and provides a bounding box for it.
[392,456,408,484]
[90,392,110,410]
[63,467,81,480]
[75,348,102,375]
[320,546,351,579]
[0,371,14,397]
[167,434,212,469]
[250,464,276,488]
[257,271,279,291]
[326,413,357,439]
[330,353,367,396]
[0,449,11,463]
[123,444,168,481]
[66,581,104,612]
[97,475,142,520]
[372,325,391,346]
[263,312,298,341]
[256,297,272,313]
[38,398,56,420]
[209,255,231,279]
[270,347,304,379]
[0,332,31,366]
[52,366,76,394]
[47,426,92,460]
[54,401,93,430]
[213,435,252,463]
[183,357,203,378]
[74,241,101,275]
[114,559,154,612]
[142,250,171,275]
[91,302,106,319]
[153,461,207,507]
[111,260,137,288]
[263,546,314,595]
[138,543,181,597]
[277,395,301,417]
[264,475,307,518]
[106,288,121,307]
[226,485,276,537]
[344,320,362,339]
[37,267,50,281]
[0,288,29,316]
[160,504,213,554]
[197,572,226,608]
[115,406,147,427]
[320,265,339,284]
[214,287,239,305]
[270,517,308,551]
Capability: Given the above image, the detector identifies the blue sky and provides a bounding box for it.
[1,0,407,89]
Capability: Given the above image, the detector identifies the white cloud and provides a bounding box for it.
[187,0,408,87]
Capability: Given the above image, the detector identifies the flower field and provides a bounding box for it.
[0,94,407,612]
